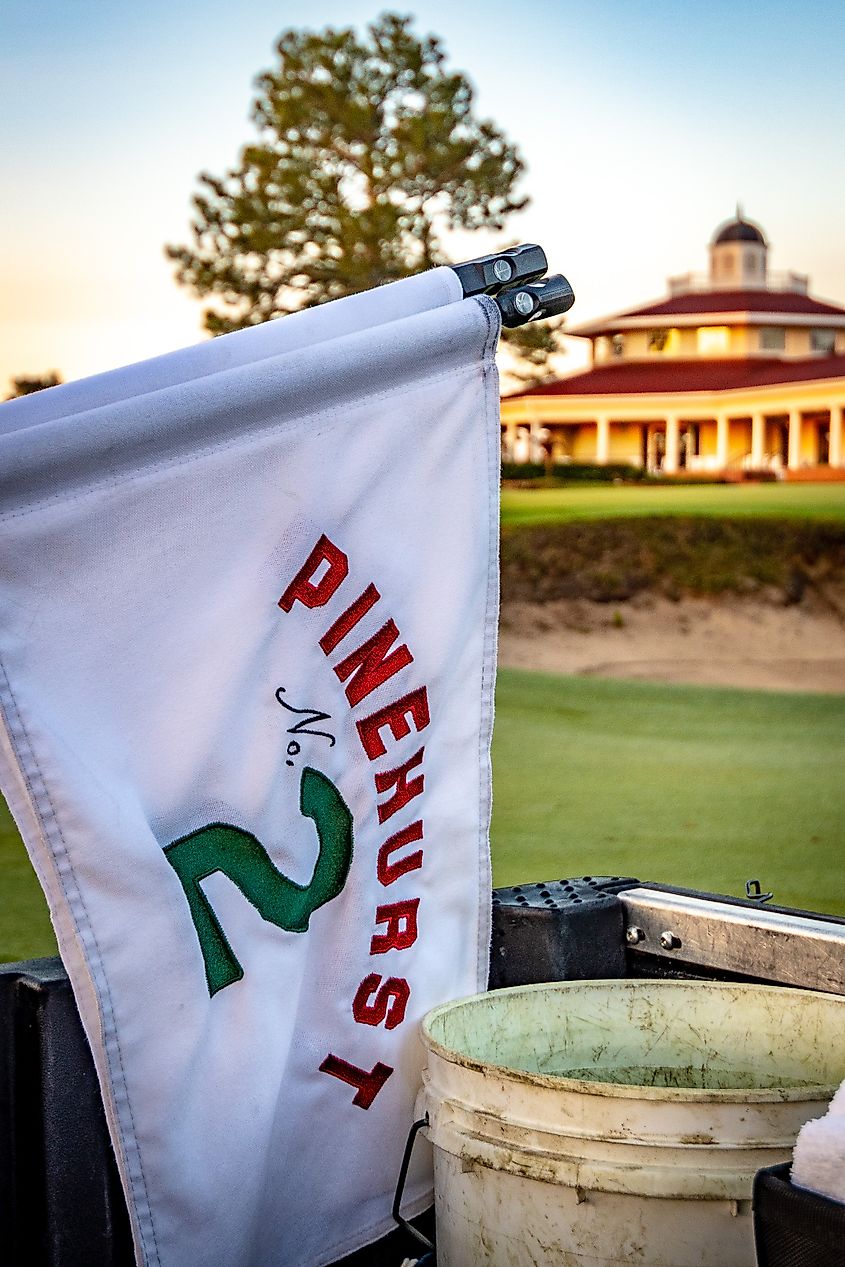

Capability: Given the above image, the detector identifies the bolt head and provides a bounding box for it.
[626,926,645,945]
[659,930,680,951]
[493,258,513,282]
[514,291,534,316]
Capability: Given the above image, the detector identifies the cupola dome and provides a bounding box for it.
[712,214,767,246]
[709,207,768,290]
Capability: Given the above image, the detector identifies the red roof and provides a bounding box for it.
[621,290,845,318]
[577,290,845,331]
[507,356,845,399]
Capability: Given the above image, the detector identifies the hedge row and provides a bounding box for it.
[501,461,646,482]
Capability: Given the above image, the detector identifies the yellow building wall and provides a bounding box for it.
[763,420,784,460]
[697,422,718,458]
[608,423,642,462]
[730,419,752,462]
[676,328,697,356]
[728,326,753,355]
[623,331,650,359]
[572,425,599,461]
[546,426,575,460]
[785,328,811,357]
[696,326,731,356]
[800,422,819,464]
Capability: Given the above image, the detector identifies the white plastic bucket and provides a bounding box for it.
[419,980,845,1266]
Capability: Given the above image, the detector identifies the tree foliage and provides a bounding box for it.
[167,14,553,345]
[502,317,568,388]
[5,372,62,400]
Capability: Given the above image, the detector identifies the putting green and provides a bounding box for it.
[501,481,845,526]
[491,669,845,916]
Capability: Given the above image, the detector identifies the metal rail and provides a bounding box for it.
[620,887,845,995]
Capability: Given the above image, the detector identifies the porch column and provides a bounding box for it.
[664,414,680,474]
[787,410,802,470]
[830,406,843,468]
[596,415,610,465]
[502,423,516,461]
[716,413,730,470]
[751,412,766,467]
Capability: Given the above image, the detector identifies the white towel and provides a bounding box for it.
[792,1111,845,1204]
[827,1079,845,1117]
[0,272,501,1266]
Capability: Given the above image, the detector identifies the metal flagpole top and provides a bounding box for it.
[451,244,575,327]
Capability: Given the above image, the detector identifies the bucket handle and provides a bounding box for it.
[392,1114,435,1254]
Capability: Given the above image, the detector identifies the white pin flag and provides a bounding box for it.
[0,269,500,1266]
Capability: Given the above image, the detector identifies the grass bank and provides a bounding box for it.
[491,669,845,916]
[501,482,845,527]
[501,516,845,604]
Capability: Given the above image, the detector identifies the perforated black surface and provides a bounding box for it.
[489,876,637,990]
[493,875,639,910]
[754,1163,845,1266]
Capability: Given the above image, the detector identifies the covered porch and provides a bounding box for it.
[501,395,845,476]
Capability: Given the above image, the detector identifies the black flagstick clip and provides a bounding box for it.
[497,273,576,327]
[452,243,548,297]
[451,244,575,327]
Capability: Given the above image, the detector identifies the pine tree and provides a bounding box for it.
[167,13,564,378]
[5,372,62,400]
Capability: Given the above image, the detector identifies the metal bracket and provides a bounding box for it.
[620,887,845,994]
[391,1115,434,1253]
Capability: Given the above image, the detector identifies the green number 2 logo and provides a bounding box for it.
[164,767,353,996]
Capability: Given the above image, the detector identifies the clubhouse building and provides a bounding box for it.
[502,213,845,477]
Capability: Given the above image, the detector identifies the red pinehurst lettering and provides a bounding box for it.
[370,899,419,954]
[352,973,410,1030]
[374,748,425,824]
[333,620,413,707]
[319,583,381,654]
[278,535,348,611]
[318,1053,394,1110]
[377,822,424,886]
[357,687,430,760]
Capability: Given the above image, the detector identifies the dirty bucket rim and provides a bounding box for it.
[421,979,845,1104]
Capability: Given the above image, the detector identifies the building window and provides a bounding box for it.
[697,326,731,355]
[759,327,785,351]
[611,334,625,358]
[811,328,836,354]
[649,329,668,352]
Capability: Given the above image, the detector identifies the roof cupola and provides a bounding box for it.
[709,206,768,290]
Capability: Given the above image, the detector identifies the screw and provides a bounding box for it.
[626,926,645,945]
[514,291,534,316]
[659,930,681,951]
[493,258,513,282]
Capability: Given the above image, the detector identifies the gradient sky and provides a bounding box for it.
[2,0,844,390]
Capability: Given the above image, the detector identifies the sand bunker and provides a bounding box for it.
[499,595,845,694]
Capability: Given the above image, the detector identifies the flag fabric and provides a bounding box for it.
[0,269,501,1266]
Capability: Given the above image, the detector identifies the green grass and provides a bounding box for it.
[1,797,56,963]
[491,669,845,916]
[501,482,845,527]
[3,669,843,962]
